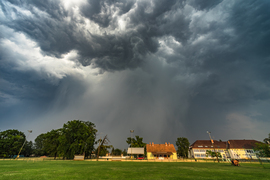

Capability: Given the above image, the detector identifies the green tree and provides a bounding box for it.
[43,129,61,159]
[255,143,270,157]
[122,149,127,156]
[176,137,190,158]
[0,129,25,158]
[113,148,122,156]
[126,136,146,147]
[206,150,221,158]
[34,133,47,156]
[59,120,97,159]
[254,134,270,157]
[23,141,34,157]
[263,133,270,144]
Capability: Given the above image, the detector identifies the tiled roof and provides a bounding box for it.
[227,140,261,149]
[146,143,176,153]
[190,140,226,149]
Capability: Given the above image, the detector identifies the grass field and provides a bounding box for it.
[0,160,269,180]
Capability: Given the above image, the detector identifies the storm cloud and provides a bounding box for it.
[1,0,270,148]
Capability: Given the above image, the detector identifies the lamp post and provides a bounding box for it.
[207,131,219,163]
[130,130,134,160]
[16,130,32,160]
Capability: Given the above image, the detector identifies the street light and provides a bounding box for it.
[130,130,134,160]
[16,130,32,160]
[206,131,219,163]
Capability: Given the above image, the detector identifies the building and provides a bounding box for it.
[227,140,260,159]
[127,147,144,158]
[189,140,229,159]
[189,139,262,159]
[146,142,177,160]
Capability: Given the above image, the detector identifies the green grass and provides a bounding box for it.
[0,160,269,180]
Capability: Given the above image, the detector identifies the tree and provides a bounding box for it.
[122,149,127,156]
[23,141,34,157]
[96,135,112,158]
[126,136,146,147]
[34,133,47,156]
[254,134,270,157]
[206,150,221,158]
[0,129,25,158]
[59,120,97,159]
[113,148,122,156]
[176,137,190,158]
[43,129,61,159]
[263,133,270,144]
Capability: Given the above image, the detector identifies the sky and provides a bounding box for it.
[0,0,270,149]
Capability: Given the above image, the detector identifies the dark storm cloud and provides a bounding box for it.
[0,0,190,71]
[1,0,270,147]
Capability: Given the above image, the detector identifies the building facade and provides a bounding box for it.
[146,142,177,160]
[189,139,261,160]
[227,140,260,159]
[189,140,229,159]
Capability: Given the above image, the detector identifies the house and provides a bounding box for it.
[146,142,177,160]
[227,140,260,159]
[189,139,262,159]
[189,140,229,159]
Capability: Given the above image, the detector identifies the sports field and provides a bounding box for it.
[0,160,269,180]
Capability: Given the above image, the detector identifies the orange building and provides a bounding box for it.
[146,142,177,160]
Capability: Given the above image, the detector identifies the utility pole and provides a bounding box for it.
[130,130,134,160]
[207,131,219,163]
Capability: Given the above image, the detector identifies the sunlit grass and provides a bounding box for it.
[0,160,269,180]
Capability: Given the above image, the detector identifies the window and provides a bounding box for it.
[200,149,206,152]
[198,146,203,147]
[246,150,254,153]
[195,154,200,157]
[194,149,200,152]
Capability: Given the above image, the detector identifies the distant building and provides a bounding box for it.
[146,142,177,160]
[189,139,261,159]
[189,140,228,159]
[227,140,260,159]
[127,147,144,155]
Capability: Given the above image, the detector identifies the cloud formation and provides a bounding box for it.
[1,0,270,148]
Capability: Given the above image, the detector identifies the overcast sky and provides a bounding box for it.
[1,0,270,149]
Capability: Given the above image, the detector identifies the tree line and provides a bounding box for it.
[0,120,97,159]
[1,120,269,159]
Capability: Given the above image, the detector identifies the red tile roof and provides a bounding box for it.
[227,140,261,149]
[146,143,176,153]
[190,140,226,149]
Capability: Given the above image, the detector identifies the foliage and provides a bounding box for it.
[0,129,26,157]
[122,149,127,156]
[59,120,97,159]
[255,142,270,157]
[44,129,61,159]
[34,133,47,156]
[112,148,122,156]
[176,137,190,158]
[96,145,113,156]
[206,150,222,158]
[22,141,34,157]
[254,134,270,157]
[263,133,270,144]
[126,136,146,147]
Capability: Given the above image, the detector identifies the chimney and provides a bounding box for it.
[165,142,167,146]
[168,143,170,146]
[152,142,154,146]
